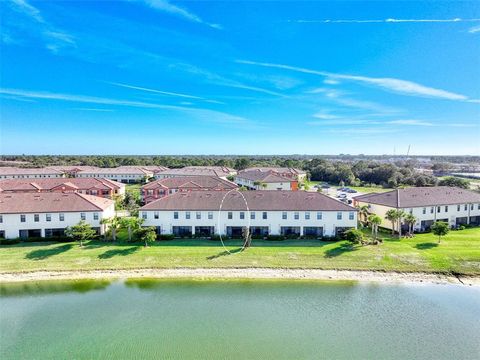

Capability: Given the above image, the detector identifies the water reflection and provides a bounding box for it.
[0,279,111,297]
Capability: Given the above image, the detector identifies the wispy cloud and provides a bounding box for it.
[73,108,115,112]
[139,0,222,29]
[0,88,251,127]
[469,25,480,33]
[287,18,480,24]
[107,81,205,100]
[387,119,434,126]
[237,60,474,102]
[7,0,75,53]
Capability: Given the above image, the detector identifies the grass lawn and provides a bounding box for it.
[304,181,391,194]
[1,228,479,275]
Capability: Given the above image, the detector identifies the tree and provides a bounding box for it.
[438,176,470,189]
[385,209,405,237]
[135,227,157,247]
[403,213,417,236]
[357,205,370,224]
[242,226,252,249]
[343,228,365,245]
[65,220,96,247]
[367,214,382,242]
[120,217,144,242]
[431,221,449,243]
[101,216,121,242]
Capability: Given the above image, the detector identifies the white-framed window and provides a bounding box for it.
[196,212,201,220]
[59,213,65,221]
[464,204,468,211]
[240,212,245,220]
[471,204,474,210]
[228,212,233,219]
[282,212,287,220]
[93,213,99,220]
[0,215,2,223]
[457,205,461,211]
[142,212,147,220]
[154,212,159,219]
[423,208,426,214]
[208,212,213,220]
[20,214,26,222]
[317,212,322,220]
[81,213,86,221]
[294,212,299,220]
[174,212,178,219]
[337,212,342,220]
[34,214,40,222]
[430,207,434,214]
[349,212,354,220]
[186,211,191,219]
[445,206,448,212]
[262,212,267,219]
[305,212,310,220]
[437,207,441,213]
[250,212,255,219]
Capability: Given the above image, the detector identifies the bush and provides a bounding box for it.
[251,234,265,240]
[210,235,222,241]
[285,233,300,239]
[22,236,74,243]
[0,238,21,245]
[321,235,340,242]
[343,229,365,245]
[266,235,286,241]
[158,234,175,241]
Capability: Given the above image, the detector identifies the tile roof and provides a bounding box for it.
[235,171,294,183]
[77,166,152,175]
[354,186,480,208]
[142,176,238,190]
[141,190,355,211]
[241,167,306,175]
[0,192,114,214]
[0,178,125,192]
[0,167,63,175]
[155,166,236,177]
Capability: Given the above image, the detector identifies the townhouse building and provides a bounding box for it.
[140,190,357,238]
[154,166,237,179]
[0,178,125,198]
[141,176,238,204]
[234,171,298,190]
[0,192,115,239]
[0,167,65,179]
[354,186,480,232]
[241,167,307,182]
[76,166,153,183]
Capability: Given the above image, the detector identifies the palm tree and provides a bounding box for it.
[367,214,382,242]
[101,216,121,242]
[385,209,405,237]
[357,205,370,224]
[120,217,144,242]
[403,213,417,236]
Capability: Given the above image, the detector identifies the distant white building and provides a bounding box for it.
[0,193,115,239]
[354,187,480,232]
[140,190,357,237]
[154,166,237,179]
[0,167,65,179]
[234,171,298,190]
[240,167,307,182]
[76,166,153,183]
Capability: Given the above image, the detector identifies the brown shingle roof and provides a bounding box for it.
[155,166,236,177]
[0,178,125,192]
[0,167,63,175]
[355,186,480,208]
[143,176,238,190]
[141,190,355,211]
[241,167,306,175]
[0,192,114,214]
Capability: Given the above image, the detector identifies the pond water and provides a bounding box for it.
[1,279,479,359]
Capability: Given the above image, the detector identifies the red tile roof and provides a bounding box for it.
[241,167,306,175]
[143,176,238,190]
[0,178,125,192]
[0,192,114,214]
[141,190,355,211]
[155,166,236,177]
[0,167,63,175]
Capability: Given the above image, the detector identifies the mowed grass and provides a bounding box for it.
[304,181,391,194]
[1,228,479,275]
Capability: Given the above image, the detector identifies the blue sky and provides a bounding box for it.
[0,0,479,155]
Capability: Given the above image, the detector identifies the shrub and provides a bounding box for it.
[266,235,286,241]
[343,229,365,245]
[210,235,222,241]
[158,234,175,240]
[0,238,21,245]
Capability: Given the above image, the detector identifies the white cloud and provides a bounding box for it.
[139,0,221,29]
[324,78,340,85]
[107,81,205,100]
[288,18,480,24]
[387,119,434,126]
[73,108,115,112]
[313,112,339,120]
[237,60,473,102]
[469,25,480,33]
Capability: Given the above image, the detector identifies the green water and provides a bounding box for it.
[1,279,479,360]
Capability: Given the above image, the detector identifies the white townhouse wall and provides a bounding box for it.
[234,173,295,191]
[354,187,480,231]
[0,193,115,239]
[140,191,357,237]
[76,167,153,183]
[0,167,65,179]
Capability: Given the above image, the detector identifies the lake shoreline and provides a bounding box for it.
[1,268,479,286]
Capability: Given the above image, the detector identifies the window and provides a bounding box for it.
[471,204,474,210]
[337,212,342,220]
[228,212,233,219]
[282,212,287,220]
[465,204,468,211]
[430,207,434,214]
[34,214,40,222]
[305,212,310,220]
[142,212,147,220]
[208,212,213,220]
[437,207,441,213]
[174,212,179,219]
[409,208,413,214]
[20,214,26,222]
[147,190,154,195]
[294,212,299,220]
[81,212,86,221]
[457,205,461,211]
[93,213,99,220]
[262,212,267,219]
[478,204,480,210]
[0,215,2,223]
[186,212,191,219]
[422,208,426,215]
[59,213,65,221]
[317,212,322,220]
[349,212,354,220]
[250,212,255,219]
[154,212,159,219]
[196,212,201,220]
[445,206,448,212]
[240,212,245,220]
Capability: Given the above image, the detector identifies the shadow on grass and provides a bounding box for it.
[324,243,359,258]
[98,246,140,259]
[25,244,74,260]
[415,242,439,250]
[206,247,244,260]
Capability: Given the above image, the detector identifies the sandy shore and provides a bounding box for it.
[1,268,479,286]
